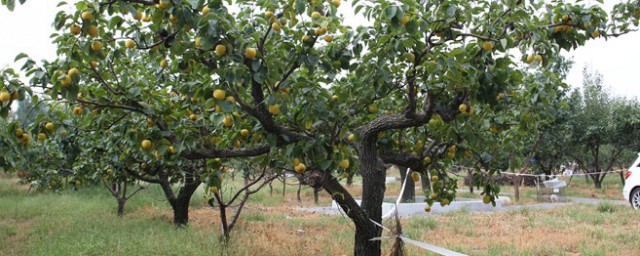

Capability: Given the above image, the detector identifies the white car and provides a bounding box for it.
[623,153,640,209]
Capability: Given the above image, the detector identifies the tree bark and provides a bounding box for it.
[512,175,521,202]
[355,137,385,256]
[591,173,603,189]
[313,187,321,205]
[467,169,474,194]
[398,166,415,203]
[117,199,126,217]
[346,172,354,186]
[421,176,431,195]
[304,169,380,256]
[158,169,201,226]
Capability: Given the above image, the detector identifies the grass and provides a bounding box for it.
[1,171,638,256]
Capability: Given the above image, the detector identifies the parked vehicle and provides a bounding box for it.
[623,153,640,209]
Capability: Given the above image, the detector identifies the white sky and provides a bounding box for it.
[0,1,638,99]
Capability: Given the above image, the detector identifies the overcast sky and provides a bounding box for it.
[1,1,638,99]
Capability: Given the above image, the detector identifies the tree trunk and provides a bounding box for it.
[620,171,626,185]
[282,175,286,197]
[398,166,415,203]
[592,173,603,189]
[158,169,201,226]
[117,198,126,217]
[467,169,474,194]
[313,187,320,205]
[512,175,521,202]
[218,201,230,240]
[297,180,302,202]
[421,175,431,195]
[171,199,190,226]
[304,169,380,256]
[346,172,354,187]
[355,137,385,256]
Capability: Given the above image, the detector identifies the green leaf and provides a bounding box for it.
[14,53,28,62]
[385,6,397,19]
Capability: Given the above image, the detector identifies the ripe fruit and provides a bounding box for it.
[268,104,280,115]
[311,11,322,19]
[481,41,494,51]
[210,186,219,194]
[202,6,210,15]
[142,15,152,22]
[423,156,431,165]
[141,139,152,150]
[61,76,72,87]
[293,158,301,166]
[483,195,491,204]
[81,11,94,22]
[70,24,81,35]
[195,37,202,47]
[189,113,198,121]
[400,16,410,26]
[315,27,327,35]
[294,163,306,173]
[348,134,356,142]
[0,92,10,102]
[60,129,68,138]
[324,35,333,43]
[125,39,136,49]
[91,41,103,52]
[226,96,236,104]
[20,134,30,144]
[368,105,378,113]
[424,206,431,212]
[37,133,46,142]
[431,175,439,182]
[458,103,468,113]
[45,122,54,131]
[160,59,168,68]
[213,89,226,100]
[464,150,473,159]
[68,68,80,77]
[15,128,23,137]
[87,25,98,37]
[215,44,227,56]
[526,54,534,63]
[562,14,569,22]
[411,172,420,182]
[441,198,450,206]
[169,14,178,23]
[158,0,170,9]
[168,146,176,154]
[302,35,311,43]
[223,115,234,127]
[331,95,338,101]
[133,11,142,20]
[73,106,83,116]
[245,47,257,59]
[338,159,350,169]
[272,22,281,32]
[90,61,98,68]
[265,11,273,18]
[332,0,341,7]
[240,129,249,136]
[591,30,600,38]
[496,93,505,101]
[534,54,543,63]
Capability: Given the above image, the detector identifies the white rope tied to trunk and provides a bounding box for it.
[369,168,468,256]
